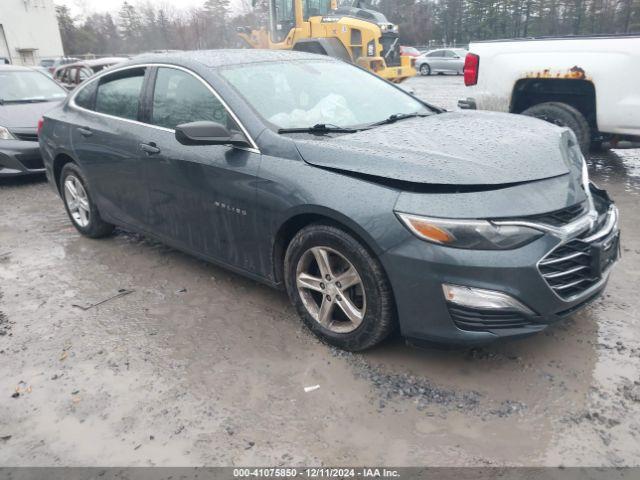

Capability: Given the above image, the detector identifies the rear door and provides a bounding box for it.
[426,50,445,71]
[141,66,261,271]
[70,66,152,227]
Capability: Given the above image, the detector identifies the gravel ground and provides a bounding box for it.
[1,75,639,466]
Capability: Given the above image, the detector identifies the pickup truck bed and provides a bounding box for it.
[459,35,640,152]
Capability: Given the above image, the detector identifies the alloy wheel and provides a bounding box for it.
[295,246,366,334]
[64,175,91,228]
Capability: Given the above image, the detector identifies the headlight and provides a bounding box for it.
[0,126,15,140]
[396,213,543,250]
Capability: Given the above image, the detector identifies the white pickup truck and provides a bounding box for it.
[458,35,640,153]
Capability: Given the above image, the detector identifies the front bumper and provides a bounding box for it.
[380,194,620,345]
[0,140,45,177]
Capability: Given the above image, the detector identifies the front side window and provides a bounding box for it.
[0,69,67,103]
[303,0,331,19]
[221,60,429,130]
[95,68,145,121]
[151,67,228,130]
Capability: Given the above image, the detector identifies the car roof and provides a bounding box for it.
[128,49,329,69]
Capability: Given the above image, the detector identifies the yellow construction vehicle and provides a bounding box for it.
[237,0,416,83]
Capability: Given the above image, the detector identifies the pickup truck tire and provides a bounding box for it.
[420,64,431,76]
[522,102,591,154]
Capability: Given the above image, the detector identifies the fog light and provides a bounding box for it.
[442,284,534,315]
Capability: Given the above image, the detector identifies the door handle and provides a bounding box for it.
[78,127,92,137]
[140,142,161,155]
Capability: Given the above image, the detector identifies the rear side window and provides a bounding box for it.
[74,81,97,109]
[151,67,228,130]
[95,68,145,121]
[427,50,442,57]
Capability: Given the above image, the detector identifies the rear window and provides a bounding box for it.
[95,68,145,121]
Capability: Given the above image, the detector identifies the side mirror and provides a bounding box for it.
[175,121,249,147]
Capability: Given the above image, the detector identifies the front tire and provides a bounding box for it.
[522,102,591,154]
[60,163,114,238]
[419,64,431,76]
[284,223,395,351]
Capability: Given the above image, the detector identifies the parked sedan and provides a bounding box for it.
[54,57,128,90]
[39,50,620,350]
[0,65,67,177]
[416,48,467,75]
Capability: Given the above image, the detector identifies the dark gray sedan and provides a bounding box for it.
[0,65,67,176]
[39,50,620,351]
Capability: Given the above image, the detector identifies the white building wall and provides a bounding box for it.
[0,0,64,65]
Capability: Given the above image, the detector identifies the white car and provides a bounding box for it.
[415,48,467,76]
[458,35,640,153]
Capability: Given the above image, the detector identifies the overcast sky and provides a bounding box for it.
[54,0,248,17]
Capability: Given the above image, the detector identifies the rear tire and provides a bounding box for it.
[522,102,591,154]
[420,64,431,76]
[60,163,114,238]
[284,223,395,351]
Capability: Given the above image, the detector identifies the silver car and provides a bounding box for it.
[416,48,467,76]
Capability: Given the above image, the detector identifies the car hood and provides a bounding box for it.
[293,110,573,186]
[0,101,61,129]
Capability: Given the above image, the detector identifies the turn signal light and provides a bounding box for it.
[402,217,454,244]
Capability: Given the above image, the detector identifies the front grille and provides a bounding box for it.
[380,33,401,67]
[538,238,598,299]
[449,305,531,332]
[526,202,587,226]
[13,132,38,142]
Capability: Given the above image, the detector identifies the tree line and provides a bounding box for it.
[56,0,640,56]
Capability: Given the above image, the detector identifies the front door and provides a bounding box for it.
[141,66,261,272]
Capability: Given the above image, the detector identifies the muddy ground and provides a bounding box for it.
[1,75,639,467]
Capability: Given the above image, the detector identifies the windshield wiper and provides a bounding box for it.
[278,123,359,134]
[367,112,430,128]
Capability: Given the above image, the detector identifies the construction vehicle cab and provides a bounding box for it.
[238,0,415,83]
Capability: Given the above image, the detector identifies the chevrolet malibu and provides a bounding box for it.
[39,50,620,351]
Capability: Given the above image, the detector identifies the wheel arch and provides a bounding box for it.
[510,78,598,131]
[52,152,78,194]
[271,206,384,285]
